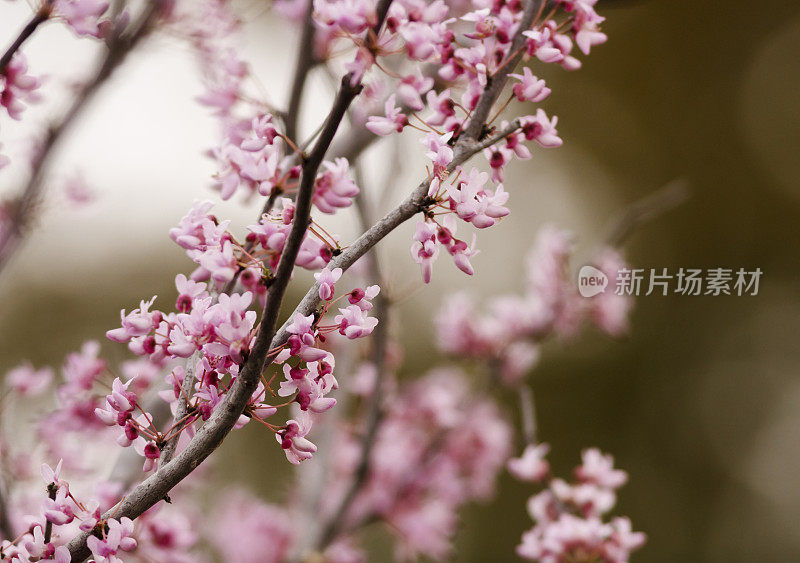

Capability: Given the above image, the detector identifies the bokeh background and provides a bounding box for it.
[2,0,800,560]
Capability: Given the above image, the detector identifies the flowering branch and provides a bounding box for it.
[0,0,631,559]
[65,3,396,559]
[464,0,544,139]
[271,119,523,350]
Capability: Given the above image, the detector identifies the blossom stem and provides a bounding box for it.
[487,92,515,127]
[161,350,201,464]
[519,384,538,445]
[43,485,57,543]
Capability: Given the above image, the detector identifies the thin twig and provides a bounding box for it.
[313,163,391,552]
[603,179,690,248]
[0,486,13,540]
[159,351,200,464]
[463,0,543,140]
[0,1,55,75]
[283,0,317,144]
[519,384,537,445]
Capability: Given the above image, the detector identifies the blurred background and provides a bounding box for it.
[2,0,800,560]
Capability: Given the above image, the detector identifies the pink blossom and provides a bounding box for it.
[508,443,550,482]
[509,67,551,103]
[366,94,407,136]
[4,362,53,396]
[445,167,509,228]
[86,516,137,562]
[334,305,378,339]
[43,487,75,525]
[175,273,208,313]
[1,53,41,119]
[106,296,160,343]
[55,0,110,38]
[314,267,342,300]
[314,158,359,214]
[576,448,628,490]
[396,70,434,111]
[421,131,454,173]
[521,109,563,148]
[277,412,317,464]
[347,284,380,310]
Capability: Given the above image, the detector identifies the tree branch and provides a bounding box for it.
[283,0,317,144]
[0,485,13,541]
[159,351,200,464]
[271,119,523,351]
[313,164,391,552]
[464,0,543,140]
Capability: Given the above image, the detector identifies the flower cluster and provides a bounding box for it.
[0,454,199,562]
[104,199,380,468]
[509,446,645,562]
[55,0,111,38]
[323,368,512,559]
[436,226,632,385]
[0,54,40,120]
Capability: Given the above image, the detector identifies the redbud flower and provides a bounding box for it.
[106,296,159,343]
[142,441,161,472]
[43,487,75,525]
[86,516,137,561]
[277,413,316,464]
[508,444,550,482]
[1,53,41,120]
[41,460,65,488]
[55,0,110,38]
[509,67,551,103]
[411,220,439,283]
[4,362,53,397]
[521,109,563,148]
[397,70,434,111]
[422,131,454,173]
[334,305,378,339]
[576,448,628,490]
[425,89,456,127]
[347,284,380,310]
[313,159,359,214]
[314,267,342,300]
[366,94,407,136]
[174,273,208,313]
